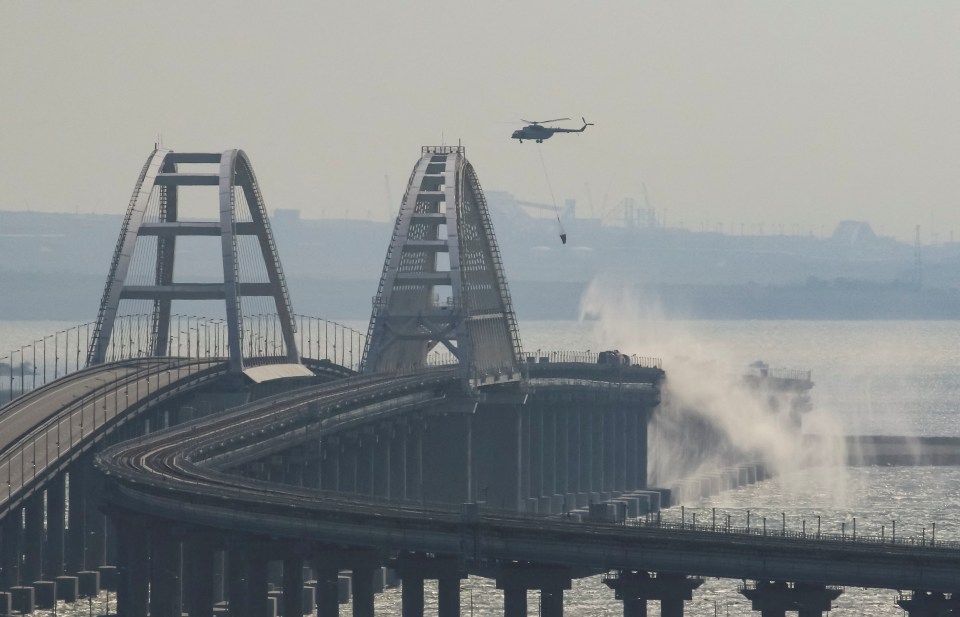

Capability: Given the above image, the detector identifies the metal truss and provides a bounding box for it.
[87,148,298,373]
[362,146,523,375]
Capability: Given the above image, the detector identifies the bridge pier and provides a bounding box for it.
[228,539,271,617]
[389,424,406,501]
[45,474,66,578]
[310,560,340,617]
[406,420,424,502]
[84,461,107,571]
[320,436,340,492]
[357,432,374,495]
[494,563,571,617]
[282,553,305,617]
[422,414,472,504]
[184,535,217,617]
[740,581,843,617]
[372,427,391,499]
[395,552,465,617]
[114,515,150,617]
[22,492,43,584]
[1,508,22,588]
[566,408,580,497]
[604,571,704,617]
[473,401,523,510]
[896,591,960,617]
[529,408,543,508]
[150,527,183,617]
[66,467,86,574]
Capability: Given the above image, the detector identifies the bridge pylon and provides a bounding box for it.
[362,146,523,376]
[88,148,298,373]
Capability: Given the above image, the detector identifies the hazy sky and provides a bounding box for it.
[2,2,959,242]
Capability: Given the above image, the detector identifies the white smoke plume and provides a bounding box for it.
[579,278,849,503]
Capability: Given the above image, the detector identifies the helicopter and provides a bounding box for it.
[511,117,593,143]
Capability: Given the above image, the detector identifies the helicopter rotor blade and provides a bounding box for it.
[521,117,571,125]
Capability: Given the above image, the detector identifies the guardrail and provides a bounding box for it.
[1,314,366,407]
[622,512,959,551]
[523,350,662,370]
[0,359,227,517]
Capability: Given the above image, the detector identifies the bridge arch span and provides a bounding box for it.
[88,147,298,374]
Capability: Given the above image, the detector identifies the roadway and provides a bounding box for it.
[0,357,226,516]
[97,367,960,594]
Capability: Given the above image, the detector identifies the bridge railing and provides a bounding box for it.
[1,314,366,407]
[626,514,960,551]
[0,359,228,516]
[523,350,663,370]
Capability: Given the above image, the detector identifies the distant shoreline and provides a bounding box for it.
[3,275,959,321]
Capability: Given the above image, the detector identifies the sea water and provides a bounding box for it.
[2,319,959,616]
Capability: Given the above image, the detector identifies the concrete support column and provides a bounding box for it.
[406,423,423,502]
[84,464,106,569]
[567,409,581,496]
[625,408,638,491]
[282,456,303,487]
[341,436,358,493]
[319,436,338,492]
[184,537,216,617]
[401,575,425,617]
[624,597,647,617]
[438,575,460,617]
[390,426,406,501]
[496,564,571,617]
[615,408,627,492]
[45,475,66,578]
[67,461,87,574]
[396,553,464,617]
[398,424,410,501]
[114,516,149,617]
[579,410,593,496]
[1,508,22,588]
[312,563,340,617]
[22,491,43,583]
[603,409,616,493]
[503,587,527,617]
[247,553,269,617]
[421,414,472,504]
[150,528,182,617]
[374,428,391,499]
[541,586,564,617]
[356,434,374,495]
[520,410,531,503]
[352,565,375,617]
[592,412,604,494]
[637,408,649,489]
[530,409,543,500]
[304,447,322,490]
[282,555,304,617]
[543,411,556,497]
[555,410,568,497]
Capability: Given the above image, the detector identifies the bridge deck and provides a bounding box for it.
[98,369,960,594]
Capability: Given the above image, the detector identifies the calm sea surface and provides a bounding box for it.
[2,319,959,616]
